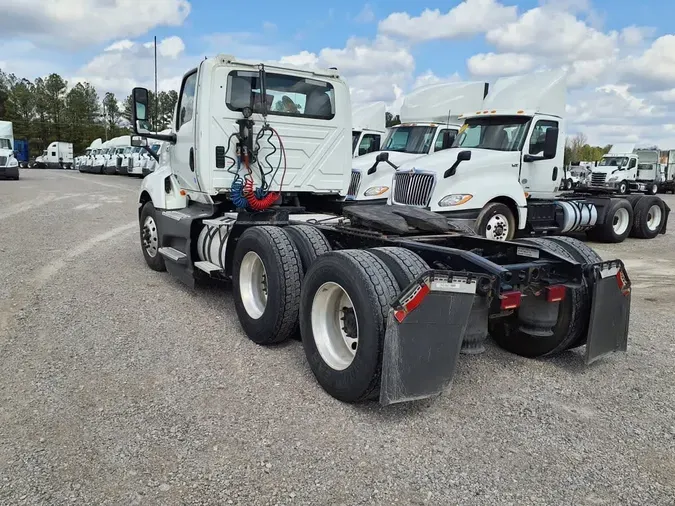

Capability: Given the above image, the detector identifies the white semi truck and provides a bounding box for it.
[103,135,131,175]
[0,120,20,180]
[383,69,669,243]
[345,81,488,204]
[79,138,102,173]
[33,141,74,169]
[351,102,386,158]
[584,145,660,195]
[126,54,631,406]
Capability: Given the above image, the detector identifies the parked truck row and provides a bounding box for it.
[76,134,168,178]
[124,55,634,406]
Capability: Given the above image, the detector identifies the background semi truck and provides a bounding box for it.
[351,102,386,158]
[382,69,669,243]
[125,54,632,406]
[34,141,74,169]
[346,81,488,204]
[585,144,660,195]
[0,120,20,180]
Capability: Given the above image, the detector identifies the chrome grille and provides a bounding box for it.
[347,170,362,198]
[0,156,6,166]
[392,171,435,207]
[591,172,606,185]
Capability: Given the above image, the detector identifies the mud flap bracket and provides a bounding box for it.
[585,260,631,365]
[379,271,492,406]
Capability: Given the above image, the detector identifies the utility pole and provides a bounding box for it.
[154,35,158,132]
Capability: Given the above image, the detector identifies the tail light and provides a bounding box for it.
[546,285,566,303]
[500,291,522,310]
[394,283,430,323]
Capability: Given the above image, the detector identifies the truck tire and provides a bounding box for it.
[544,236,601,350]
[232,226,303,345]
[300,250,399,403]
[586,199,633,243]
[630,196,666,239]
[645,183,658,195]
[284,225,331,272]
[489,237,588,357]
[475,202,516,241]
[368,247,428,289]
[618,180,628,194]
[139,202,166,272]
[564,178,573,191]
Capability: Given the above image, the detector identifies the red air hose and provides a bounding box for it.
[241,128,287,211]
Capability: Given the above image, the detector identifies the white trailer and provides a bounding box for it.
[345,81,488,204]
[0,120,20,180]
[122,54,631,406]
[658,150,675,193]
[352,102,386,158]
[383,69,669,243]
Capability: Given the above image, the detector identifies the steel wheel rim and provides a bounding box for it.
[142,216,159,257]
[619,182,627,193]
[647,204,662,231]
[485,214,509,241]
[612,207,630,235]
[311,282,359,371]
[239,251,268,319]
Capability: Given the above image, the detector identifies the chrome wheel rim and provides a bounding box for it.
[612,208,630,235]
[239,251,268,319]
[647,204,662,231]
[142,216,159,257]
[311,282,359,371]
[485,214,509,241]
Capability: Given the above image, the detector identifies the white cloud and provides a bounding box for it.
[378,0,517,42]
[485,6,618,62]
[0,0,190,47]
[620,26,655,47]
[623,35,675,91]
[70,36,189,98]
[467,52,536,77]
[412,70,461,89]
[355,3,376,23]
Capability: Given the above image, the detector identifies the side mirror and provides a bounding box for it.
[457,150,471,162]
[543,127,558,159]
[376,152,389,163]
[132,87,151,134]
[131,136,148,147]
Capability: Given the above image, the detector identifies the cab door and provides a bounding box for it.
[520,118,561,196]
[170,69,201,192]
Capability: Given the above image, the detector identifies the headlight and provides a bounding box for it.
[7,157,18,167]
[364,186,389,197]
[438,194,473,207]
[608,176,618,182]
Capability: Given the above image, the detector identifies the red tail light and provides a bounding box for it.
[394,283,430,323]
[546,285,566,303]
[500,291,522,310]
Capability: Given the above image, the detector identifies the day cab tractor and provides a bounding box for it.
[351,102,386,158]
[128,55,632,406]
[383,70,670,244]
[345,81,488,205]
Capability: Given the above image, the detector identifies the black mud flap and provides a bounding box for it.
[585,260,631,365]
[379,271,492,406]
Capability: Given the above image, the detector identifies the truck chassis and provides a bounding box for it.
[139,197,631,405]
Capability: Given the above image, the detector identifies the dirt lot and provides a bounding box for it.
[1,170,674,506]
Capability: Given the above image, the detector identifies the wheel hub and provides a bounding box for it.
[142,216,158,257]
[312,282,359,371]
[485,214,508,241]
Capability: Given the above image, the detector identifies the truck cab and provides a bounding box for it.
[586,145,659,195]
[0,120,20,180]
[388,69,566,240]
[351,102,386,158]
[345,81,488,203]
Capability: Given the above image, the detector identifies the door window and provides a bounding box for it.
[358,134,380,156]
[177,71,197,131]
[528,120,558,155]
[628,158,637,169]
[434,128,458,152]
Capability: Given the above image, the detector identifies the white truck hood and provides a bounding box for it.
[396,147,516,177]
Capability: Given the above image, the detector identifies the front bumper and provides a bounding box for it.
[0,166,19,179]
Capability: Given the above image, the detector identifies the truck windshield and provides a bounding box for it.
[352,131,361,153]
[382,126,436,154]
[0,139,11,149]
[599,157,627,167]
[453,116,530,152]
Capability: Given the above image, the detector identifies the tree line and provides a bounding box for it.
[0,69,177,157]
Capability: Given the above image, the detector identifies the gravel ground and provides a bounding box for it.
[1,169,674,506]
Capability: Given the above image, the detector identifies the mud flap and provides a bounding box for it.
[585,260,631,365]
[379,272,490,406]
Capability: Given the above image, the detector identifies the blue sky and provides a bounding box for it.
[1,0,675,146]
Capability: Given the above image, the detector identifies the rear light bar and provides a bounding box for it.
[394,283,430,323]
[546,285,566,303]
[499,291,522,310]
